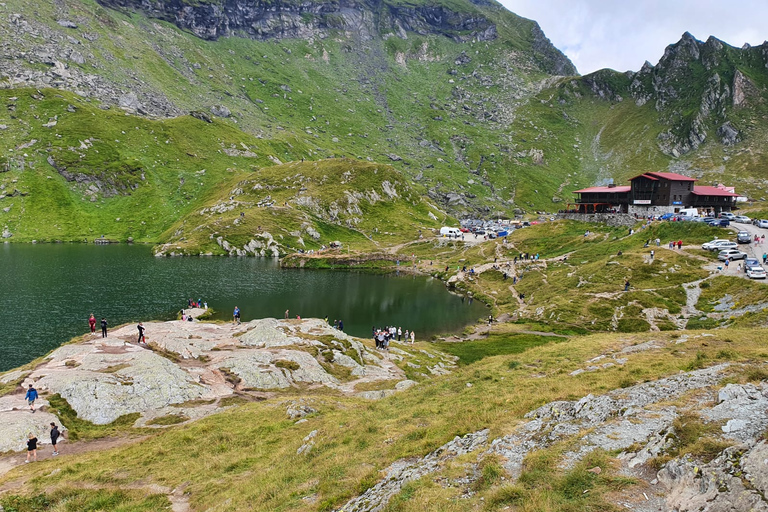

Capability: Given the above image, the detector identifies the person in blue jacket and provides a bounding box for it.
[25,383,38,413]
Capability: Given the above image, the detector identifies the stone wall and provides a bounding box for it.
[556,213,637,227]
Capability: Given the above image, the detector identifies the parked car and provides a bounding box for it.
[758,219,768,229]
[734,215,752,224]
[459,228,470,233]
[744,258,761,272]
[737,231,752,244]
[702,240,737,251]
[704,218,719,226]
[718,249,747,261]
[718,219,731,227]
[719,212,736,220]
[747,267,767,279]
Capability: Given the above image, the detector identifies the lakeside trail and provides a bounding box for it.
[0,435,147,482]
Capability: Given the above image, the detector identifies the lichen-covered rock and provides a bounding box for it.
[35,351,205,424]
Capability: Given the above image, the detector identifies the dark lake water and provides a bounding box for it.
[0,244,486,372]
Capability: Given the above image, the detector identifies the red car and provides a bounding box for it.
[459,228,470,233]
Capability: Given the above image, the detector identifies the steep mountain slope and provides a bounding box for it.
[0,0,575,234]
[507,33,768,205]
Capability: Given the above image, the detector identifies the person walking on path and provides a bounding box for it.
[650,250,655,261]
[397,327,402,341]
[88,314,96,334]
[624,279,630,292]
[410,331,415,344]
[50,423,60,456]
[137,322,146,344]
[488,314,493,325]
[100,318,108,338]
[25,433,37,463]
[233,306,241,325]
[25,384,38,413]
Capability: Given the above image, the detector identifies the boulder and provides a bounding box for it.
[35,351,205,424]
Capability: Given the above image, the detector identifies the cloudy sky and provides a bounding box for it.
[500,0,768,75]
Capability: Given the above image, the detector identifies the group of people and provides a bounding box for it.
[88,313,147,344]
[88,314,108,338]
[22,383,63,462]
[24,423,61,463]
[188,298,208,309]
[373,326,415,349]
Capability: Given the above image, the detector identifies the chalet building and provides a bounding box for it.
[571,172,738,215]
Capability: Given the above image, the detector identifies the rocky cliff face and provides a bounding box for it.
[98,0,497,43]
[579,32,768,157]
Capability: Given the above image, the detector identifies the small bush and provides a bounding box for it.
[275,360,301,371]
[147,414,188,426]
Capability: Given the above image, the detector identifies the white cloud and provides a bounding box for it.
[500,0,768,75]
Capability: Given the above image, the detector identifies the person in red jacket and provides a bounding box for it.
[88,314,96,333]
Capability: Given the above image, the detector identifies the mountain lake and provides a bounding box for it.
[0,243,487,372]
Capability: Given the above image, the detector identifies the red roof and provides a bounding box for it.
[573,186,631,194]
[691,186,739,197]
[629,172,697,182]
[629,173,658,181]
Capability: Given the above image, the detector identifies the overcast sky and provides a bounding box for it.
[500,0,768,75]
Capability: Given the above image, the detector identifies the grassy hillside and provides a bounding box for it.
[2,325,766,511]
[156,158,449,255]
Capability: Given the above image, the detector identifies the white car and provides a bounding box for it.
[734,215,752,223]
[703,240,737,252]
[719,212,736,220]
[758,219,768,229]
[747,266,767,279]
[702,239,727,250]
[718,249,747,261]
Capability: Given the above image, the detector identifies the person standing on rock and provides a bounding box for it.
[88,314,96,334]
[25,433,37,463]
[285,309,289,319]
[338,320,344,331]
[397,327,402,341]
[410,330,415,344]
[25,383,38,413]
[137,322,146,344]
[624,279,630,292]
[233,306,241,325]
[101,317,108,338]
[50,423,60,456]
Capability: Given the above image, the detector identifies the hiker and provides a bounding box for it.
[677,240,682,250]
[397,327,402,341]
[137,322,146,344]
[624,279,630,292]
[25,383,38,413]
[338,320,344,331]
[101,318,108,338]
[285,309,289,319]
[25,433,37,463]
[88,314,96,334]
[233,306,241,324]
[650,250,655,260]
[488,315,493,325]
[410,331,415,344]
[50,423,60,456]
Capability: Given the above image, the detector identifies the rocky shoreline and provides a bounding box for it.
[0,314,454,453]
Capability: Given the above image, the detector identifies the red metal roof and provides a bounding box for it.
[629,173,658,181]
[573,186,631,194]
[691,186,739,197]
[629,172,697,182]
[645,172,697,181]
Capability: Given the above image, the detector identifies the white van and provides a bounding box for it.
[440,227,461,237]
[678,208,699,217]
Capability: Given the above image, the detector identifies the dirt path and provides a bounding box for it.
[0,434,147,482]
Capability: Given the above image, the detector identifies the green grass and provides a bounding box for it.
[435,333,555,365]
[0,489,169,512]
[46,394,142,441]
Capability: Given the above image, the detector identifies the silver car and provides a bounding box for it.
[718,249,747,261]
